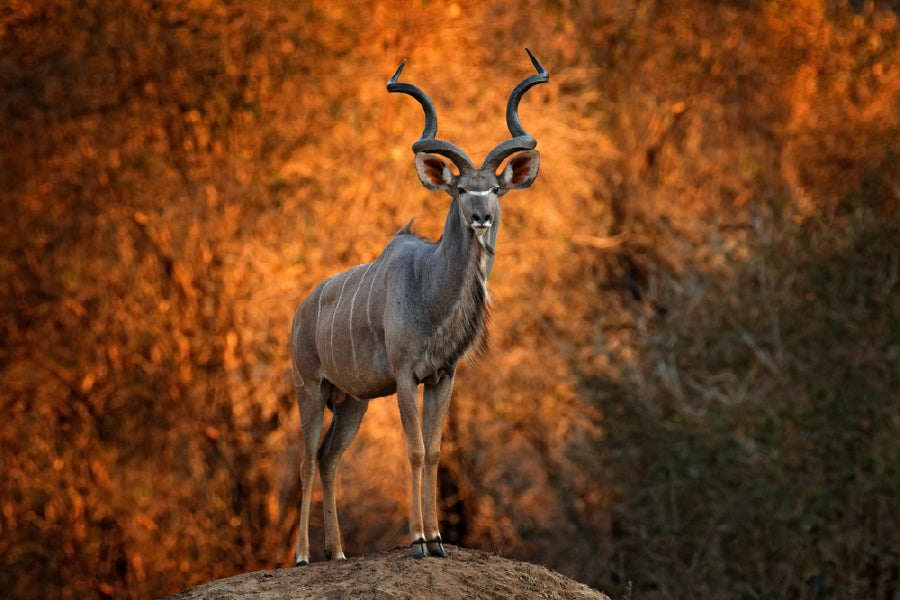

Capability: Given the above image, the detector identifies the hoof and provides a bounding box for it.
[293,555,309,567]
[411,538,427,559]
[323,549,347,561]
[426,537,447,558]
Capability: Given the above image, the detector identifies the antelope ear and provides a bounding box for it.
[414,153,455,192]
[499,150,540,191]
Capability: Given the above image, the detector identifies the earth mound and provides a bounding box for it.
[163,545,609,599]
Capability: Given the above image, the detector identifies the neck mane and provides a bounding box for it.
[415,198,491,381]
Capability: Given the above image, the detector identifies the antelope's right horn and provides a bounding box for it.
[388,60,475,173]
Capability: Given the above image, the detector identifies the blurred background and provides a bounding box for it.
[2,1,899,598]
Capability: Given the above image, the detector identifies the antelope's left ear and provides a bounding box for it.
[499,150,540,192]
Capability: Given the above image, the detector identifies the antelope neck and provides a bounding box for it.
[413,197,490,382]
[426,197,486,298]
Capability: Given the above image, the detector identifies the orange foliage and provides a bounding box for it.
[2,1,899,598]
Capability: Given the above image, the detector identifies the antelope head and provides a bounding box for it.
[388,48,547,244]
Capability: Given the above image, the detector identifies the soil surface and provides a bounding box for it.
[162,545,610,600]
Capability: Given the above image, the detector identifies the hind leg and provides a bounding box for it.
[293,377,329,566]
[317,391,368,560]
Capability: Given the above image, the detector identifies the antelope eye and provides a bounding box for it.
[457,187,468,196]
[490,186,500,195]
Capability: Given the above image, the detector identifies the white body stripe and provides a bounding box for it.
[316,278,334,347]
[348,263,374,371]
[330,273,352,372]
[365,260,383,334]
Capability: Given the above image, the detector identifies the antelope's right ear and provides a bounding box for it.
[414,153,455,193]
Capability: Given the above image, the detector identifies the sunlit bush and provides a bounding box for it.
[1,1,898,598]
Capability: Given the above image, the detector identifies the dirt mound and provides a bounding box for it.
[162,545,609,599]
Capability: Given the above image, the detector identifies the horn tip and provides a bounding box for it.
[388,59,407,86]
[523,47,547,78]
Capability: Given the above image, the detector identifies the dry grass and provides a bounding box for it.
[1,1,899,598]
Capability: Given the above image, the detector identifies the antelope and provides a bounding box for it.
[291,48,548,565]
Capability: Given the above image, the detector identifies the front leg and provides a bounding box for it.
[421,373,455,558]
[395,374,427,557]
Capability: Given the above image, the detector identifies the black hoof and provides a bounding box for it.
[294,559,309,567]
[411,538,427,559]
[426,537,447,558]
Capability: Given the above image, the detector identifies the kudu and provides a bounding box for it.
[290,48,548,565]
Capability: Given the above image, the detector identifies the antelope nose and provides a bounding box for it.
[470,212,493,229]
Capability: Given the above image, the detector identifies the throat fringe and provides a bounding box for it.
[418,242,490,378]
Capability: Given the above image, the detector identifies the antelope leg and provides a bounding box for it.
[396,374,426,554]
[318,391,368,560]
[422,375,454,558]
[293,377,329,566]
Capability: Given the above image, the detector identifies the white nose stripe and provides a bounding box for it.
[468,190,493,196]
